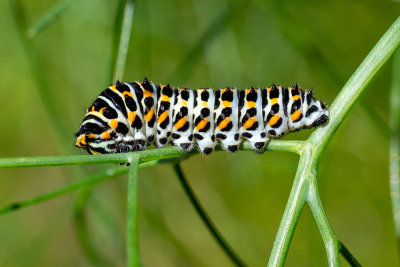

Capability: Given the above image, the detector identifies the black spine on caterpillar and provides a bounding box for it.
[75,79,329,155]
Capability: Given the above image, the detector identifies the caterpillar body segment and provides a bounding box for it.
[171,88,195,151]
[214,88,241,153]
[193,89,216,154]
[239,87,268,150]
[264,85,289,138]
[155,84,175,148]
[75,79,329,155]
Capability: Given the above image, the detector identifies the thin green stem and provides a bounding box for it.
[339,242,362,267]
[390,50,400,254]
[127,155,141,267]
[26,0,76,38]
[173,162,247,267]
[267,147,310,267]
[307,175,340,267]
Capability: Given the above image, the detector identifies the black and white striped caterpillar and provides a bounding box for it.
[75,78,329,155]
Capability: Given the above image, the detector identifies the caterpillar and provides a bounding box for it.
[75,78,329,155]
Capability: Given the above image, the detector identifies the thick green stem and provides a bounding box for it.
[173,162,246,266]
[127,155,141,267]
[310,16,400,155]
[0,140,303,168]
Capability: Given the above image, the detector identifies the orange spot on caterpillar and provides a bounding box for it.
[161,95,170,102]
[123,91,133,98]
[292,95,300,101]
[247,101,256,109]
[128,112,136,123]
[270,98,279,105]
[110,119,119,129]
[291,110,302,121]
[218,117,231,130]
[243,118,256,129]
[246,88,257,94]
[222,101,231,108]
[110,84,117,90]
[76,134,86,147]
[143,90,153,98]
[174,117,187,129]
[158,111,169,124]
[268,115,280,126]
[196,118,208,131]
[145,108,154,122]
[99,107,107,114]
[101,131,111,139]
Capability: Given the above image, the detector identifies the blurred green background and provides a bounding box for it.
[0,0,399,266]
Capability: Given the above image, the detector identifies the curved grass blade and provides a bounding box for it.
[10,0,71,147]
[390,50,400,256]
[339,242,362,267]
[169,0,251,82]
[173,162,247,266]
[107,0,135,83]
[74,187,113,266]
[26,0,77,38]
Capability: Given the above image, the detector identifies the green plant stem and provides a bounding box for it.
[268,16,400,266]
[169,0,250,82]
[0,167,125,216]
[10,0,70,146]
[0,160,164,216]
[127,155,141,267]
[307,173,340,266]
[339,242,362,267]
[108,0,135,83]
[74,187,112,266]
[267,147,310,267]
[173,162,246,267]
[309,16,400,155]
[390,50,400,254]
[26,0,76,38]
[0,140,304,168]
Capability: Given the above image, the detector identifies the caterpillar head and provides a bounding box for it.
[75,121,119,154]
[303,90,329,128]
